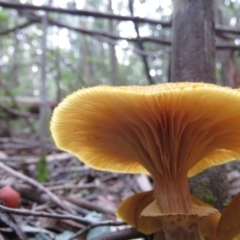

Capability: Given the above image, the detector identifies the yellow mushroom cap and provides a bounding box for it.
[51,82,240,177]
[217,192,240,240]
[116,191,220,237]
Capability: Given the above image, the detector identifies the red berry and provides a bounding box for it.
[0,186,20,208]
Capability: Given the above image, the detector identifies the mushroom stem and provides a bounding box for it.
[154,174,192,214]
[161,223,204,240]
[153,175,204,239]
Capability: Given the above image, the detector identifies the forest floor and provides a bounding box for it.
[0,136,240,240]
[0,136,154,240]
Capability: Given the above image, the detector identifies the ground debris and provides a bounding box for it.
[0,138,146,240]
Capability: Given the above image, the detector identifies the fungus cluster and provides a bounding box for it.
[50,82,240,239]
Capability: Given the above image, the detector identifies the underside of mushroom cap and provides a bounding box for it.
[188,149,240,177]
[51,82,240,178]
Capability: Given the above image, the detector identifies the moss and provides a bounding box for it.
[200,177,210,186]
[190,177,213,202]
[190,176,217,206]
[204,195,217,205]
[36,152,49,182]
[223,199,230,207]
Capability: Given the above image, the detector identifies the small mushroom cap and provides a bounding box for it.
[116,190,162,234]
[141,195,218,229]
[191,195,220,240]
[51,83,240,177]
[217,192,240,240]
[116,191,220,237]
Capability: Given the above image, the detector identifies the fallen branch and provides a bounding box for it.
[0,20,34,35]
[0,204,123,227]
[65,196,115,215]
[23,12,240,51]
[0,1,170,26]
[0,102,38,118]
[88,228,148,240]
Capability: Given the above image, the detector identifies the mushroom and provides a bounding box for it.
[217,191,240,240]
[116,190,220,239]
[50,82,240,239]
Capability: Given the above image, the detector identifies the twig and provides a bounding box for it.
[0,142,56,152]
[24,11,171,46]
[216,43,240,50]
[0,232,5,240]
[0,161,74,214]
[0,102,38,118]
[0,204,125,228]
[0,80,35,133]
[1,2,239,37]
[47,183,97,191]
[0,20,34,35]
[88,227,146,240]
[65,196,115,215]
[67,225,91,240]
[215,24,240,35]
[0,213,27,240]
[0,204,87,224]
[0,1,170,26]
[23,12,240,54]
[0,152,71,164]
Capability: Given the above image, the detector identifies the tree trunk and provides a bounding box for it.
[171,0,215,82]
[171,0,229,213]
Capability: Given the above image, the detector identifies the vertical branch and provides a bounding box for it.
[79,16,92,86]
[128,0,154,85]
[108,0,118,86]
[214,0,238,88]
[54,13,62,103]
[40,1,51,151]
[55,46,62,103]
[9,15,20,88]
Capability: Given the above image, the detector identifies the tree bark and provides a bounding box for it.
[171,0,229,212]
[171,0,215,82]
